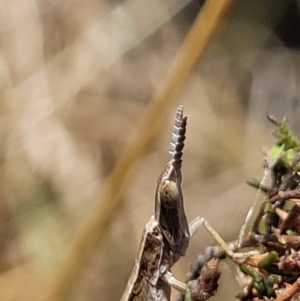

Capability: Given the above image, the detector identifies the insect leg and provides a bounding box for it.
[188,216,205,236]
[163,271,186,293]
[188,217,239,258]
[202,219,258,263]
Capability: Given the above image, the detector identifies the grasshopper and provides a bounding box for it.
[120,106,203,301]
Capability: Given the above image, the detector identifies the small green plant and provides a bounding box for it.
[179,116,300,301]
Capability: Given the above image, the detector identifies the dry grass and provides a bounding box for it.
[0,0,297,300]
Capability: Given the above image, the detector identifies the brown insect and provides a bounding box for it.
[120,106,203,301]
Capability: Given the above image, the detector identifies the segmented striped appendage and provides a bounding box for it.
[168,105,187,168]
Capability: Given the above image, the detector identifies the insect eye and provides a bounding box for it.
[160,180,178,202]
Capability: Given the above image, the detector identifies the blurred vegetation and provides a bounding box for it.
[0,0,299,300]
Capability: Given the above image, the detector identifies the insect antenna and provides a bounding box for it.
[169,105,187,169]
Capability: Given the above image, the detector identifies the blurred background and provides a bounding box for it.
[0,0,300,300]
